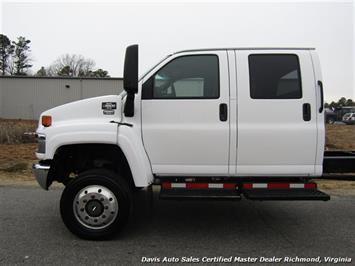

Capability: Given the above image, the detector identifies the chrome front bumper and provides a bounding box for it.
[32,163,50,190]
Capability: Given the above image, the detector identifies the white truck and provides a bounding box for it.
[33,45,342,239]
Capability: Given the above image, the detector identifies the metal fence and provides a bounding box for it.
[0,76,123,120]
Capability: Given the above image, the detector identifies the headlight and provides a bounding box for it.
[37,134,46,154]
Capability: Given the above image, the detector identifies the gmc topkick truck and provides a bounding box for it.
[32,45,354,239]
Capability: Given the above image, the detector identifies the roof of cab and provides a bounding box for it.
[174,47,315,54]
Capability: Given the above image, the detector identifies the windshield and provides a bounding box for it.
[139,54,172,81]
[118,90,126,98]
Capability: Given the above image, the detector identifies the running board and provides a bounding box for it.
[159,182,241,200]
[158,182,330,201]
[243,189,330,201]
[160,188,241,200]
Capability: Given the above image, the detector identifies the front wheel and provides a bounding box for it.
[60,169,132,240]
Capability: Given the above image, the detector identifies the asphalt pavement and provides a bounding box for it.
[0,186,354,265]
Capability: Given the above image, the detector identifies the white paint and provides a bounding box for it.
[290,183,304,188]
[208,183,224,188]
[36,93,153,187]
[310,51,326,176]
[171,183,186,188]
[235,50,321,177]
[36,47,325,189]
[252,183,268,188]
[141,51,230,176]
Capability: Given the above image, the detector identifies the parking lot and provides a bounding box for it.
[0,186,354,265]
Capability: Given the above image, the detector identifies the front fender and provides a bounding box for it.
[117,126,153,187]
[38,121,153,187]
[42,121,118,159]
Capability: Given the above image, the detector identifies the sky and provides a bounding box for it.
[0,0,354,102]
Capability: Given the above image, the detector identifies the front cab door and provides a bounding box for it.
[141,51,230,176]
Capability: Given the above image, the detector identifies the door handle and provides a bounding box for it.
[318,80,324,113]
[219,103,228,122]
[303,103,311,121]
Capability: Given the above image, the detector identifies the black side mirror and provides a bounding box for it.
[123,44,138,117]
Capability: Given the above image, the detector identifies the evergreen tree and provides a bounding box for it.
[0,34,14,75]
[12,36,32,75]
[36,66,47,76]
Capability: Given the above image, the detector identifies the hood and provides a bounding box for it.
[39,94,123,127]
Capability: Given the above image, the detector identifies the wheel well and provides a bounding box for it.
[48,144,135,188]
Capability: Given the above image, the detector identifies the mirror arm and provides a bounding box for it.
[123,93,135,117]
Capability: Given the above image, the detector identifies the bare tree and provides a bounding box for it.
[7,57,16,75]
[48,54,95,77]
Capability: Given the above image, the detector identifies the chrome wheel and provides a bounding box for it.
[73,185,118,230]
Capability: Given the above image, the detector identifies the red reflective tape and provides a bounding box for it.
[243,183,253,189]
[186,183,209,189]
[161,182,171,189]
[268,183,289,189]
[223,183,235,189]
[304,183,317,189]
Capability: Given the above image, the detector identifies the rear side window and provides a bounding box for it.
[142,55,219,99]
[249,54,302,99]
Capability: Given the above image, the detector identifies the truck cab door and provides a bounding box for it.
[141,51,230,176]
[236,50,320,176]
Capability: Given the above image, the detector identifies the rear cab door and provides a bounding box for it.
[235,49,323,176]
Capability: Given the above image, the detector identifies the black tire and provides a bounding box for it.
[60,169,132,240]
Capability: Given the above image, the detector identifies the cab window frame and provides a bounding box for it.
[142,54,220,100]
[248,53,303,100]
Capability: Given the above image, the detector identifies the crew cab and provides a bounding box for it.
[33,45,332,239]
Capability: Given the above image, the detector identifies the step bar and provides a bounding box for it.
[243,189,329,201]
[242,183,329,200]
[159,181,330,201]
[323,150,355,174]
[160,188,242,200]
[160,182,241,200]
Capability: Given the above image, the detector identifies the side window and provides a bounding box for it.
[142,55,219,99]
[249,54,302,99]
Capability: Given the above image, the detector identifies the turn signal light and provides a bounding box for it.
[42,115,52,127]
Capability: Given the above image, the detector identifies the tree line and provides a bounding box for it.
[0,33,109,77]
[325,97,354,109]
